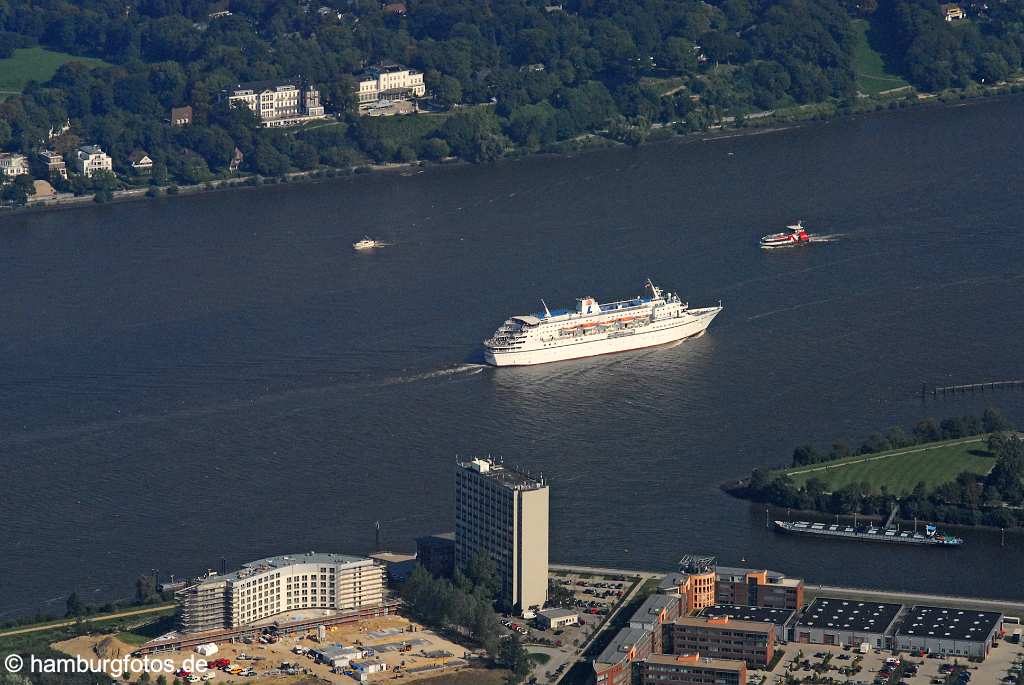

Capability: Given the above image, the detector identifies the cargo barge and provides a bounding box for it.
[773,520,963,547]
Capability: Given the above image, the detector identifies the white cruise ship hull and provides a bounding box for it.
[485,307,721,367]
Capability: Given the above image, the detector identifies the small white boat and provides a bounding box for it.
[353,236,383,250]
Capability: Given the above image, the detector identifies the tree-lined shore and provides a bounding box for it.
[2,0,1024,205]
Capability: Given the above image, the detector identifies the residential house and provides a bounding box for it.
[0,152,30,179]
[38,150,68,180]
[75,145,113,178]
[170,105,193,126]
[941,3,966,20]
[129,150,154,173]
[229,147,244,172]
[382,2,407,15]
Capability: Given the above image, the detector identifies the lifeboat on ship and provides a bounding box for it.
[760,220,810,249]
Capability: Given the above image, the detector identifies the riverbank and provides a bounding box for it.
[4,83,1024,219]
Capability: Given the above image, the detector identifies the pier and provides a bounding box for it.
[921,379,1024,398]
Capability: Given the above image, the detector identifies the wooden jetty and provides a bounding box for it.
[921,380,1024,398]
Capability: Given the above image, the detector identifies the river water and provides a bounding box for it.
[2,98,1023,618]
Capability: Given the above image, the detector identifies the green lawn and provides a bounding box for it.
[851,19,911,96]
[0,46,109,97]
[780,437,995,495]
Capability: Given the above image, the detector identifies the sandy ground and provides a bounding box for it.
[53,615,478,684]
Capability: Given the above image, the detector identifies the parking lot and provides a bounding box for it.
[517,571,637,684]
[753,637,1024,684]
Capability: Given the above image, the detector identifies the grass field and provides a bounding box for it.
[851,19,911,96]
[780,437,995,494]
[0,46,108,99]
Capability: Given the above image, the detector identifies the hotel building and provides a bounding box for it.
[455,457,548,612]
[355,65,426,112]
[176,552,385,633]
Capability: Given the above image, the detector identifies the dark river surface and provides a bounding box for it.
[2,98,1024,618]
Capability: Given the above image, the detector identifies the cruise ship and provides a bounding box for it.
[773,520,963,547]
[483,280,722,366]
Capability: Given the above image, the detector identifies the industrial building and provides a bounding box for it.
[637,653,747,685]
[455,457,548,612]
[175,552,385,633]
[894,605,1003,658]
[795,597,902,649]
[536,608,579,630]
[668,615,776,668]
[701,603,798,642]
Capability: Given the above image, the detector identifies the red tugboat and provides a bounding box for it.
[760,220,810,249]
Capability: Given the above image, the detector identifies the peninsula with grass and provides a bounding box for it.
[725,407,1024,529]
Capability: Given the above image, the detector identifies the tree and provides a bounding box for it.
[66,592,85,617]
[465,550,500,600]
[498,633,532,684]
[912,418,941,443]
[982,407,1013,433]
[432,75,463,110]
[792,444,820,467]
[136,575,159,604]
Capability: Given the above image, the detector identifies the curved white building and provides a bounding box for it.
[177,552,385,633]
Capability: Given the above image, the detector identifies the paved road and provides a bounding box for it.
[0,604,174,639]
[784,436,986,477]
[811,584,1024,614]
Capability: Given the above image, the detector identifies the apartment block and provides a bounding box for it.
[176,552,385,633]
[38,150,67,180]
[356,65,426,112]
[75,145,113,178]
[226,78,326,128]
[668,615,775,668]
[455,458,548,611]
